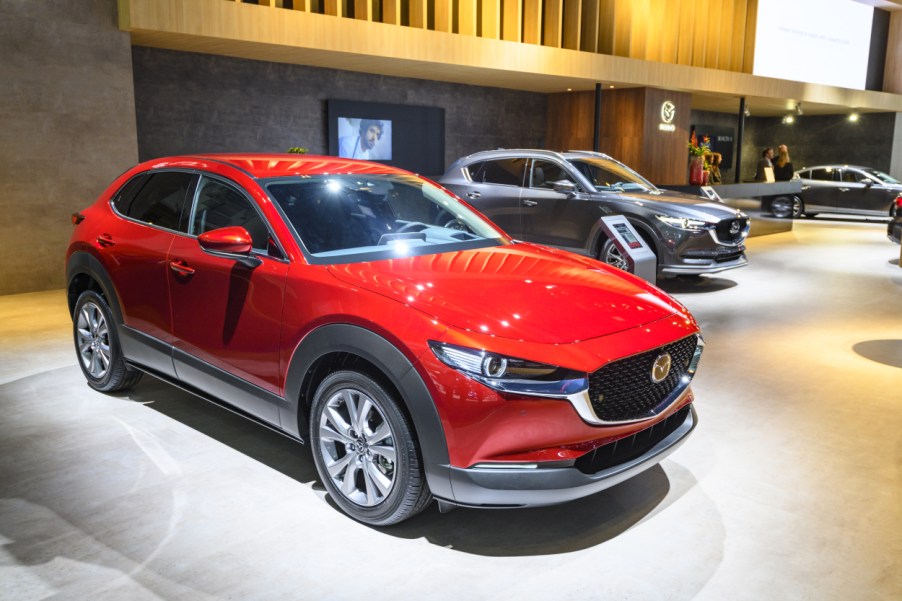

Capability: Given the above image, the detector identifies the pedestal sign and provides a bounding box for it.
[599,216,657,285]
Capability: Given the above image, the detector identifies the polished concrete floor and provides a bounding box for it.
[1,219,900,600]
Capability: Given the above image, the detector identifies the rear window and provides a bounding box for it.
[467,158,527,186]
[113,171,194,231]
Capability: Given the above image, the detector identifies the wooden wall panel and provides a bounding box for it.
[434,0,453,32]
[523,0,542,44]
[502,0,522,41]
[642,88,691,185]
[409,0,426,28]
[543,0,563,48]
[580,0,599,53]
[562,0,581,50]
[546,91,596,151]
[481,0,501,39]
[884,11,902,94]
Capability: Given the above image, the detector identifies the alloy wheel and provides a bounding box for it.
[603,241,630,271]
[76,301,111,379]
[318,387,397,507]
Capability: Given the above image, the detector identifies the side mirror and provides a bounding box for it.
[552,180,577,196]
[197,226,261,267]
[863,179,873,187]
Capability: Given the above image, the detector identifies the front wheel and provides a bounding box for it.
[599,237,630,271]
[310,370,431,525]
[73,290,142,392]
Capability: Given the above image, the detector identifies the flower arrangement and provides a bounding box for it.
[688,132,710,157]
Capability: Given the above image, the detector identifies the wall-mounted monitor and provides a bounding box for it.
[753,0,873,90]
[328,99,445,176]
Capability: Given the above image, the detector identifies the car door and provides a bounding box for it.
[105,170,196,377]
[168,174,289,425]
[800,167,841,212]
[458,158,527,238]
[519,158,590,251]
[837,169,888,215]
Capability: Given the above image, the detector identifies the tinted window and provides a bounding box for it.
[117,171,194,231]
[469,158,527,186]
[810,168,836,182]
[190,177,269,250]
[530,160,575,189]
[111,174,150,215]
[841,170,866,184]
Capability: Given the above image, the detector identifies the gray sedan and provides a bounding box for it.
[789,165,902,219]
[439,149,750,277]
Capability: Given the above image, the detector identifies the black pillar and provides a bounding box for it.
[593,83,602,152]
[736,97,746,183]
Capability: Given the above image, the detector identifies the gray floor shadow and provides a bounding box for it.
[115,375,676,557]
[852,339,902,368]
[658,275,738,294]
[113,375,320,484]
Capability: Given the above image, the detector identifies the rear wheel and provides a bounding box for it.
[770,196,803,219]
[73,290,142,392]
[310,370,431,525]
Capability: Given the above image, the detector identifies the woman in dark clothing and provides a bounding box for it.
[773,144,794,181]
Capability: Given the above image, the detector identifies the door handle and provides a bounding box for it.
[96,234,115,248]
[522,199,538,207]
[466,191,481,199]
[839,188,850,192]
[169,259,195,276]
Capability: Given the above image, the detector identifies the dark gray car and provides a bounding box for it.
[439,149,750,277]
[789,165,902,219]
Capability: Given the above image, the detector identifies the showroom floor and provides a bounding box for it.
[1,219,900,601]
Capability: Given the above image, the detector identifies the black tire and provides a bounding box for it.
[770,196,803,219]
[310,370,431,525]
[73,290,143,392]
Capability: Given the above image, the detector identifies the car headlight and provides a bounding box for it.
[655,215,713,230]
[428,341,587,397]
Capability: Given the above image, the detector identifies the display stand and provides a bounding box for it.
[599,216,657,285]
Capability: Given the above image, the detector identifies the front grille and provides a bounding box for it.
[714,250,744,263]
[574,405,692,474]
[715,217,748,244]
[588,335,698,422]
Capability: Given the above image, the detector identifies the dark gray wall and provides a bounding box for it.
[0,0,139,295]
[690,109,741,183]
[132,47,547,176]
[740,112,896,179]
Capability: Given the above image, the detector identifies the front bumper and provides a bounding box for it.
[437,404,697,508]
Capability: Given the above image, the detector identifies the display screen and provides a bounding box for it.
[337,117,393,161]
[753,0,873,90]
[614,223,643,249]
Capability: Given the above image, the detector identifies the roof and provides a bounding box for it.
[145,153,411,179]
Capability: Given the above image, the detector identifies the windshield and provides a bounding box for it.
[265,174,508,264]
[568,157,659,193]
[861,168,900,185]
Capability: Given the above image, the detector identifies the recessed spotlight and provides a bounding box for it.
[848,112,860,122]
[609,85,615,89]
[567,88,572,92]
[783,115,795,124]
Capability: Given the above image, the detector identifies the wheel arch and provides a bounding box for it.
[282,324,453,500]
[66,251,124,324]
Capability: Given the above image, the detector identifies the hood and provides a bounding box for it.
[609,188,743,221]
[327,244,687,345]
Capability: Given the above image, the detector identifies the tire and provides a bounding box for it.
[770,196,803,219]
[310,370,431,525]
[599,237,630,272]
[73,290,143,392]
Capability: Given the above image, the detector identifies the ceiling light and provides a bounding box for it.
[783,115,795,124]
[743,106,751,117]
[849,112,860,122]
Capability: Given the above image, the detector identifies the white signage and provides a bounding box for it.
[659,100,676,132]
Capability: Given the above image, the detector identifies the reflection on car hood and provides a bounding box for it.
[327,244,688,344]
[608,189,742,221]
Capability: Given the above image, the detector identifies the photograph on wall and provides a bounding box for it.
[337,117,393,161]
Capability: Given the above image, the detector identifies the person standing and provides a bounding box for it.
[773,144,794,181]
[754,147,774,181]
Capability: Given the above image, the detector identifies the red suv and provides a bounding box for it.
[67,154,704,525]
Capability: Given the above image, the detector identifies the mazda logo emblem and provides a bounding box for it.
[730,222,740,235]
[650,353,672,384]
[661,101,676,124]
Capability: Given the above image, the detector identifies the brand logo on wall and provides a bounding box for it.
[659,101,676,132]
